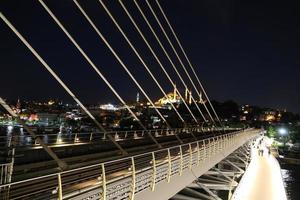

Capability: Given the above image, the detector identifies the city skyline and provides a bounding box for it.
[0,1,299,199]
[1,0,300,113]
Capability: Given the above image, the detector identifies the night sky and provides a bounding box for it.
[1,0,299,113]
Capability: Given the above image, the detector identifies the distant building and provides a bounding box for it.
[36,113,59,125]
[155,85,182,105]
[100,103,119,111]
[259,110,281,122]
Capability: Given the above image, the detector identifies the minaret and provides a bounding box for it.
[173,84,177,101]
[199,92,203,104]
[16,98,21,109]
[16,98,21,113]
[189,90,192,105]
[185,88,188,101]
[136,92,140,103]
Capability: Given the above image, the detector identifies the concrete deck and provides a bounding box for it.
[232,137,287,200]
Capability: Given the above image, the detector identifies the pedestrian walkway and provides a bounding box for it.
[232,137,287,200]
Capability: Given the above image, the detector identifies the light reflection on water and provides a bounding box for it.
[281,164,300,200]
[0,126,67,146]
[0,126,89,147]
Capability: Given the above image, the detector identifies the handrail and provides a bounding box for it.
[0,129,250,186]
[0,128,260,200]
[0,127,242,148]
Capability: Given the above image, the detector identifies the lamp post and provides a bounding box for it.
[278,128,288,147]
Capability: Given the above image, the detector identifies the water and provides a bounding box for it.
[281,164,300,200]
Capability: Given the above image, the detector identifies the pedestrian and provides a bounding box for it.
[258,148,262,156]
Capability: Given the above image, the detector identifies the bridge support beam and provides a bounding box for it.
[134,131,258,200]
[173,143,253,200]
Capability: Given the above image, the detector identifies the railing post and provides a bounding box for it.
[212,137,216,155]
[151,152,156,191]
[215,136,219,152]
[57,173,63,200]
[8,148,15,184]
[179,146,183,176]
[133,131,137,139]
[115,132,120,140]
[0,165,3,186]
[101,163,106,200]
[167,148,171,183]
[7,136,12,148]
[203,140,206,161]
[227,134,229,148]
[220,135,223,149]
[130,157,136,200]
[74,133,77,143]
[189,143,192,170]
[197,141,200,166]
[89,132,93,142]
[217,136,220,152]
[208,139,211,162]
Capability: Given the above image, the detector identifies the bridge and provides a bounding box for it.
[1,128,260,200]
[0,1,287,200]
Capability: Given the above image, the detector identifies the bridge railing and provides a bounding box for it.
[0,128,260,200]
[0,163,12,187]
[0,127,241,148]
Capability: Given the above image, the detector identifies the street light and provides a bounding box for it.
[278,128,287,136]
[278,128,288,147]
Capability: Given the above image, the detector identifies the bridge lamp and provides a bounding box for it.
[57,138,63,144]
[7,125,13,131]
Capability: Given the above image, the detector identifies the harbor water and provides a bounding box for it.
[281,163,300,200]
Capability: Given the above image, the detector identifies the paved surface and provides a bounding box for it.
[232,137,287,200]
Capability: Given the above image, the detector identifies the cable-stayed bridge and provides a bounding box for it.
[0,1,285,200]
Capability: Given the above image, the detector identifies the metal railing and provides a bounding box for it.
[0,127,241,148]
[0,163,12,188]
[0,128,260,200]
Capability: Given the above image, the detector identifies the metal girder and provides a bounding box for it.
[195,182,222,200]
[183,187,215,200]
[234,154,248,165]
[212,168,233,182]
[199,175,230,184]
[172,193,212,200]
[226,160,245,173]
[169,140,255,200]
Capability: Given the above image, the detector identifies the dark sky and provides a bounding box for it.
[1,0,299,113]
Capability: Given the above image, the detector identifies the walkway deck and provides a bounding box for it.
[232,137,287,200]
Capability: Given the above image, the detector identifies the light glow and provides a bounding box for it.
[278,128,287,135]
